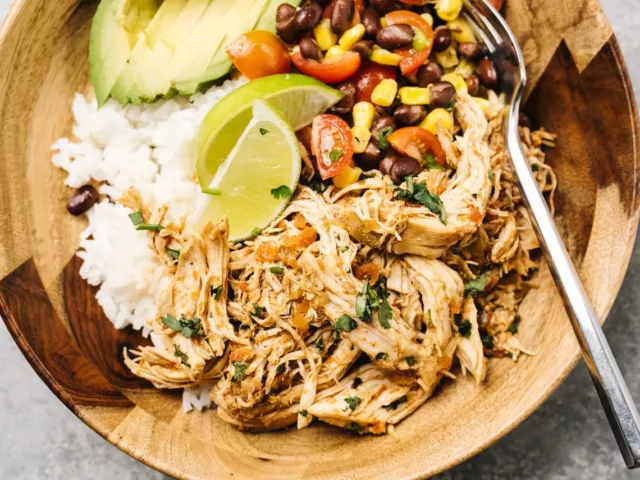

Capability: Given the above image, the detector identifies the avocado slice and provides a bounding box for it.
[89,0,158,107]
[190,0,303,94]
[112,0,212,105]
[172,0,271,95]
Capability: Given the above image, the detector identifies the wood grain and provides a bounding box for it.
[0,0,638,479]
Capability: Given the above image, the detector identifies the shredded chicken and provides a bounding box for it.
[123,92,557,434]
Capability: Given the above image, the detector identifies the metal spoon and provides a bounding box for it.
[461,0,640,468]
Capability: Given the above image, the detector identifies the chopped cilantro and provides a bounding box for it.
[269,266,285,275]
[210,285,223,301]
[308,178,325,193]
[329,150,344,163]
[395,176,446,224]
[334,315,358,338]
[352,377,363,389]
[507,315,521,334]
[464,273,487,297]
[355,277,392,329]
[315,337,325,353]
[457,319,472,338]
[375,352,389,361]
[300,409,308,417]
[488,169,494,181]
[166,247,180,261]
[480,330,494,350]
[162,314,205,338]
[259,128,269,135]
[128,211,144,226]
[232,361,248,382]
[251,303,266,319]
[406,356,416,366]
[345,422,362,432]
[344,396,362,411]
[377,126,394,149]
[378,298,392,329]
[271,185,292,200]
[136,223,163,231]
[423,154,446,171]
[445,101,456,112]
[173,345,190,367]
[384,395,408,411]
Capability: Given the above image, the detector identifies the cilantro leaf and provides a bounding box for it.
[352,377,363,389]
[384,395,407,411]
[128,211,144,226]
[315,337,324,353]
[166,247,180,261]
[424,154,446,171]
[271,185,292,200]
[406,356,416,366]
[464,273,487,297]
[329,150,344,163]
[344,396,362,411]
[375,352,389,361]
[507,315,521,334]
[377,126,394,149]
[232,361,248,382]
[308,178,325,193]
[269,266,285,275]
[259,128,269,135]
[210,285,223,301]
[480,330,494,349]
[251,303,266,319]
[136,223,163,231]
[457,320,472,338]
[334,315,358,338]
[162,314,205,338]
[173,345,190,367]
[488,169,494,181]
[395,177,446,224]
[378,299,392,329]
[345,422,362,432]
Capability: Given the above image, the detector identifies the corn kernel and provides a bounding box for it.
[436,46,459,69]
[370,48,402,66]
[435,0,463,22]
[473,97,490,113]
[352,126,372,153]
[420,108,454,134]
[325,45,346,59]
[352,101,375,128]
[338,23,366,50]
[314,19,337,51]
[420,13,434,27]
[455,57,476,78]
[441,73,468,94]
[333,165,363,188]
[447,18,476,44]
[380,17,388,28]
[399,87,431,105]
[371,79,398,107]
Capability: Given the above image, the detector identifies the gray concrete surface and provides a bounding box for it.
[1,1,640,478]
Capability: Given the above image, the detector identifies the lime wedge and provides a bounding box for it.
[196,74,342,187]
[196,99,301,242]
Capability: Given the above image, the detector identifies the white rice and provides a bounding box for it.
[52,78,246,333]
[53,79,247,410]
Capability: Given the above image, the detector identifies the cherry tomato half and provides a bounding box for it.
[291,50,362,84]
[226,31,290,80]
[489,0,504,10]
[351,60,397,103]
[388,127,446,167]
[311,114,354,180]
[385,11,434,75]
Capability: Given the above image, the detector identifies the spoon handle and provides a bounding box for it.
[506,120,640,469]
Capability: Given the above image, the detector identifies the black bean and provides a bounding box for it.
[361,8,381,36]
[331,81,357,114]
[466,74,480,96]
[300,37,321,59]
[276,4,298,43]
[379,154,396,176]
[67,185,99,216]
[477,58,498,88]
[356,141,383,170]
[351,39,373,57]
[371,116,395,147]
[390,156,421,184]
[331,0,354,34]
[376,24,414,50]
[393,105,427,126]
[294,2,323,31]
[458,42,481,59]
[430,81,456,108]
[417,62,443,88]
[370,0,402,15]
[432,26,452,53]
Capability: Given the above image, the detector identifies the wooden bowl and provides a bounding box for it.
[0,0,637,478]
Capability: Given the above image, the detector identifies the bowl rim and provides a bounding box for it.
[0,0,639,478]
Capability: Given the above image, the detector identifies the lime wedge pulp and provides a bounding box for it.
[196,99,301,242]
[196,74,343,187]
